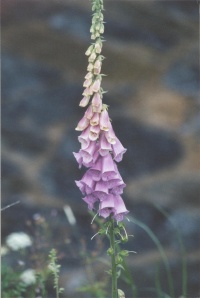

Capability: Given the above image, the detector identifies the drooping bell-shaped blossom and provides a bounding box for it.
[79,96,90,107]
[90,112,100,126]
[105,122,116,144]
[93,180,109,201]
[85,72,93,80]
[79,141,97,165]
[83,78,92,88]
[89,128,100,141]
[92,93,102,112]
[100,109,110,131]
[93,60,102,74]
[87,63,93,72]
[78,126,90,149]
[113,195,129,221]
[91,79,101,93]
[99,194,115,218]
[99,131,112,156]
[88,52,97,63]
[85,44,94,56]
[89,125,100,141]
[84,104,94,120]
[83,194,98,210]
[101,153,117,181]
[75,171,95,195]
[88,157,102,181]
[112,137,127,162]
[75,116,89,131]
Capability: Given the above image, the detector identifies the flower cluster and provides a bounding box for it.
[74,0,128,221]
[5,232,32,251]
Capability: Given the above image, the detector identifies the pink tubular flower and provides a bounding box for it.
[75,171,95,195]
[90,112,100,126]
[93,180,109,201]
[85,72,93,80]
[75,116,89,131]
[83,194,98,210]
[113,195,129,221]
[100,109,110,131]
[83,87,93,97]
[79,141,97,165]
[91,79,101,92]
[79,96,90,107]
[112,137,127,162]
[93,60,102,74]
[101,153,117,181]
[83,78,92,88]
[99,194,115,218]
[99,132,112,156]
[78,126,90,149]
[84,105,94,120]
[92,92,101,108]
[105,122,116,144]
[88,158,102,181]
[89,131,99,141]
[89,125,100,141]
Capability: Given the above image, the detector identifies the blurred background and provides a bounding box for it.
[1,0,200,297]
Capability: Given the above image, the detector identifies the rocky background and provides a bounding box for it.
[1,0,200,297]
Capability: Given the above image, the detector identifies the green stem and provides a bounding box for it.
[110,219,118,298]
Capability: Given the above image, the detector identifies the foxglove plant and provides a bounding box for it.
[74,0,130,297]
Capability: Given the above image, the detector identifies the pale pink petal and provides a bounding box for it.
[78,126,90,149]
[92,93,102,113]
[83,78,92,88]
[100,109,110,131]
[113,195,129,221]
[101,154,117,181]
[75,116,89,131]
[90,113,100,126]
[99,132,112,156]
[105,122,116,144]
[84,105,94,120]
[87,158,102,181]
[91,79,101,93]
[79,96,90,107]
[73,152,83,169]
[93,180,109,201]
[99,194,115,218]
[112,137,127,162]
[92,93,101,107]
[77,171,96,195]
[80,141,97,164]
[83,195,98,210]
[89,125,100,141]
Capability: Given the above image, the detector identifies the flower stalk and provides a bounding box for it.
[110,218,118,298]
[74,0,129,297]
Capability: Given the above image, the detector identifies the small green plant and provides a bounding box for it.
[48,248,64,298]
[1,265,26,298]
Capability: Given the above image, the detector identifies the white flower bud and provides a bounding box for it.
[95,42,102,54]
[95,23,100,31]
[85,44,94,56]
[100,24,104,34]
[87,63,93,72]
[90,26,95,33]
[85,72,93,80]
[88,52,96,63]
